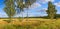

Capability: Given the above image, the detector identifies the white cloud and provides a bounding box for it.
[38,0,55,4]
[14,12,35,17]
[37,8,47,12]
[29,3,41,9]
[42,8,47,10]
[0,12,8,18]
[54,2,60,7]
[45,0,54,2]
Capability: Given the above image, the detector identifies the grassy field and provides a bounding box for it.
[0,18,60,29]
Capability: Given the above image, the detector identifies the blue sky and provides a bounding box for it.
[0,0,60,17]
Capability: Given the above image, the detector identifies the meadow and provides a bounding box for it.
[0,18,60,29]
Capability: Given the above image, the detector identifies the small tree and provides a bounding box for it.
[25,0,36,19]
[16,0,36,20]
[4,0,16,23]
[46,1,57,19]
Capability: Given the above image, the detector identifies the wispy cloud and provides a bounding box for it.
[0,12,8,18]
[29,2,41,9]
[54,2,60,7]
[38,0,55,4]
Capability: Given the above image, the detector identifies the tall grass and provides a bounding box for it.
[0,18,60,29]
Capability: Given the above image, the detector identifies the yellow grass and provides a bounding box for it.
[0,18,60,29]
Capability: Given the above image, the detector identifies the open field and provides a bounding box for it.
[0,18,60,29]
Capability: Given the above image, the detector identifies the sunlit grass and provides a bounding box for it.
[0,18,60,29]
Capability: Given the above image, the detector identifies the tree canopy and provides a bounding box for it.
[46,1,57,19]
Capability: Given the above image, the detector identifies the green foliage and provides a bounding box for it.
[25,0,36,7]
[16,0,36,11]
[4,7,16,17]
[4,0,16,18]
[46,1,57,19]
